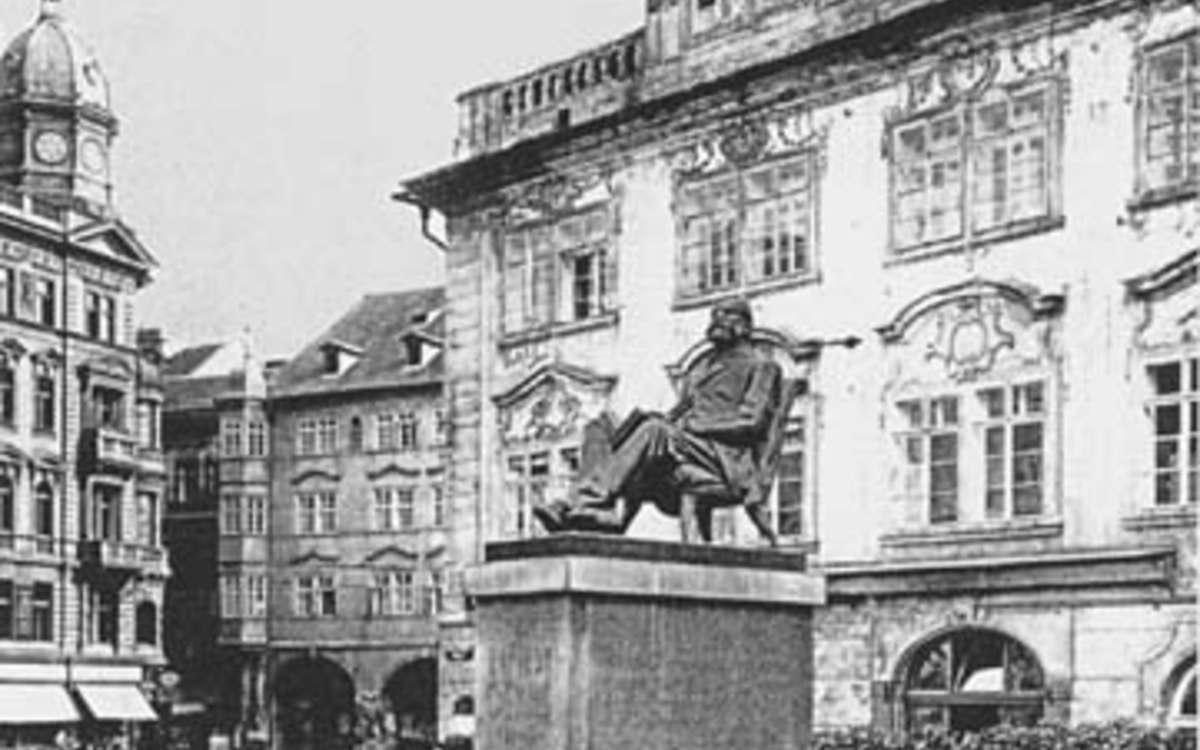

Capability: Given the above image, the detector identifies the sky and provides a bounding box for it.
[0,0,644,359]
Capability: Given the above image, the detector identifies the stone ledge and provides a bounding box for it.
[486,533,807,570]
[468,539,824,607]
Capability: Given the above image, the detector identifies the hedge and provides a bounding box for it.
[812,723,1196,750]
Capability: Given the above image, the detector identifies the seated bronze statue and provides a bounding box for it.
[534,299,795,546]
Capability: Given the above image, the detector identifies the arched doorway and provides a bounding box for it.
[383,658,437,744]
[899,626,1046,734]
[274,657,354,750]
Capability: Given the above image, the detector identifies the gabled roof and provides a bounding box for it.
[69,218,158,277]
[271,286,445,400]
[164,344,224,378]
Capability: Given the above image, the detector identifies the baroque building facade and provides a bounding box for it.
[401,0,1197,738]
[170,290,453,750]
[0,1,167,749]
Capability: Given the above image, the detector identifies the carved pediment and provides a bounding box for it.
[494,361,616,446]
[879,280,1065,386]
[78,354,134,383]
[503,172,614,225]
[363,545,419,566]
[669,108,828,179]
[1128,250,1198,350]
[366,464,421,482]
[289,550,339,567]
[291,468,340,486]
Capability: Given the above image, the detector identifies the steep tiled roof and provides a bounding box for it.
[164,344,223,378]
[164,372,247,411]
[270,287,445,400]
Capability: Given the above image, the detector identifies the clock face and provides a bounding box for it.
[80,138,108,176]
[33,131,69,165]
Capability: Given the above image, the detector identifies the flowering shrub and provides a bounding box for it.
[811,722,1196,750]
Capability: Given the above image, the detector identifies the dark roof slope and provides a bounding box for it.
[271,286,445,400]
[165,373,247,411]
[164,344,224,378]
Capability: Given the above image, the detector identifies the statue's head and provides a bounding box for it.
[706,298,753,348]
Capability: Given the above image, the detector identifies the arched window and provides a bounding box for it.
[902,627,1046,733]
[1169,657,1196,731]
[0,358,14,425]
[135,601,157,646]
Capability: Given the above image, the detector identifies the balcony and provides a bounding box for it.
[0,534,65,558]
[77,540,168,579]
[136,446,166,479]
[89,427,139,473]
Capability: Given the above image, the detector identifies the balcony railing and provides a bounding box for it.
[0,533,66,557]
[77,539,168,577]
[93,427,139,471]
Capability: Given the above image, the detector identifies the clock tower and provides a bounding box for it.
[0,0,117,215]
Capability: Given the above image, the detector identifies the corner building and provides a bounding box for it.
[0,1,167,748]
[401,0,1197,738]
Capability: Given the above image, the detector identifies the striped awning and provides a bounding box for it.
[0,684,79,724]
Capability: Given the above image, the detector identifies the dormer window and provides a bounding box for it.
[319,341,362,376]
[405,337,423,367]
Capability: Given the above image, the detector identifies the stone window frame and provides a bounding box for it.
[293,490,338,535]
[1131,29,1199,210]
[1141,352,1198,509]
[32,359,55,435]
[897,625,1048,734]
[373,485,417,532]
[499,203,618,342]
[1167,656,1197,730]
[219,493,241,536]
[242,494,266,536]
[220,418,243,457]
[293,574,337,618]
[503,446,580,540]
[369,569,418,618]
[885,73,1066,263]
[673,149,820,306]
[0,354,15,428]
[83,289,117,343]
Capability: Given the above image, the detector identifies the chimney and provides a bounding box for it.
[137,328,165,364]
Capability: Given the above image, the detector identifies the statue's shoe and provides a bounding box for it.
[563,507,623,534]
[533,502,568,533]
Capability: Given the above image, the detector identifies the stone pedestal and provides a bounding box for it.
[465,535,826,750]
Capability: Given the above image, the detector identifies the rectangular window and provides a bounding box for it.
[889,80,1059,253]
[220,575,240,618]
[95,589,118,647]
[93,387,125,431]
[34,374,56,433]
[896,396,961,524]
[504,450,574,539]
[85,292,117,342]
[677,154,815,299]
[0,580,11,639]
[244,495,266,535]
[979,382,1046,518]
[398,412,419,451]
[34,278,55,327]
[296,419,318,456]
[221,419,243,457]
[293,576,336,617]
[433,410,450,447]
[431,484,446,527]
[424,569,446,616]
[377,413,398,451]
[0,363,15,427]
[502,206,615,335]
[316,418,338,454]
[1139,34,1199,195]
[371,570,416,616]
[136,492,159,547]
[374,487,416,531]
[244,575,267,617]
[247,421,267,457]
[0,267,13,317]
[295,492,337,534]
[1149,357,1199,506]
[775,414,807,538]
[220,495,241,536]
[93,484,122,542]
[30,583,52,642]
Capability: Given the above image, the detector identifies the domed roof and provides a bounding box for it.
[0,0,111,112]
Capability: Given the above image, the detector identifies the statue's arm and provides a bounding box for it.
[685,361,782,441]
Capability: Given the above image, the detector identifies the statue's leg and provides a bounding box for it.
[745,503,778,548]
[679,495,699,543]
[695,502,714,543]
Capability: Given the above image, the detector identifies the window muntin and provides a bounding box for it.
[1148,357,1198,507]
[33,278,55,327]
[0,360,14,427]
[370,570,417,617]
[0,268,13,317]
[93,386,125,431]
[92,484,121,542]
[136,492,159,547]
[84,291,117,343]
[293,575,337,618]
[221,419,243,457]
[1138,34,1199,196]
[34,371,55,433]
[889,80,1059,254]
[505,449,580,539]
[247,420,266,456]
[0,477,12,538]
[219,575,241,619]
[501,206,615,336]
[34,482,53,541]
[244,495,266,535]
[30,583,52,642]
[775,414,807,538]
[374,486,416,531]
[677,153,816,300]
[904,628,1045,733]
[295,492,338,534]
[894,381,1049,527]
[220,495,241,536]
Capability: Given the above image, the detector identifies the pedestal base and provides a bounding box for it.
[465,535,826,750]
